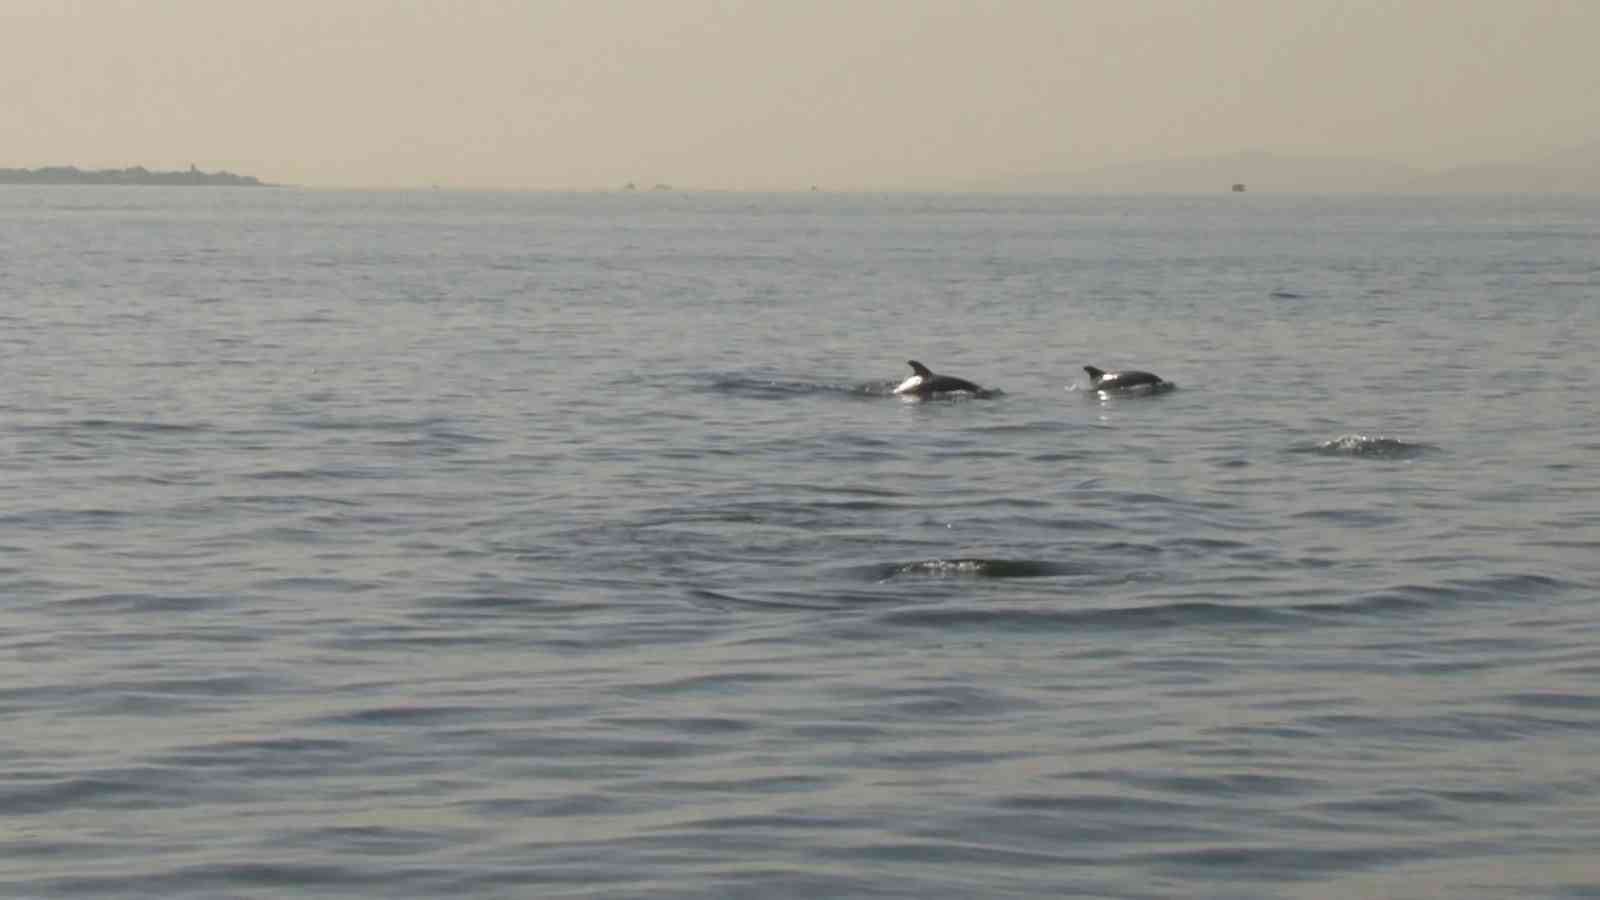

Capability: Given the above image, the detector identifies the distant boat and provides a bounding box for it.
[1231,183,1247,192]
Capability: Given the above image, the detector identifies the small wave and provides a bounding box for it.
[704,375,886,400]
[868,572,1576,632]
[1293,591,1437,618]
[307,704,483,728]
[769,482,906,499]
[59,592,227,614]
[877,602,1288,631]
[2,774,163,816]
[897,388,1004,401]
[1073,382,1178,397]
[1291,507,1401,527]
[685,588,843,612]
[1277,573,1570,620]
[970,421,1070,436]
[18,418,212,437]
[1296,434,1436,460]
[295,415,455,433]
[1271,290,1307,299]
[241,465,399,481]
[630,496,910,530]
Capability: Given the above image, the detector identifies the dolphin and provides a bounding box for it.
[1083,365,1171,392]
[894,360,988,397]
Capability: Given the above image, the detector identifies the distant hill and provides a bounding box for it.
[973,151,1422,194]
[0,165,271,186]
[973,145,1600,194]
[1393,142,1600,193]
[1394,163,1600,194]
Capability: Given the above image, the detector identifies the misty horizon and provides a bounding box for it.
[7,142,1597,195]
[6,1,1598,192]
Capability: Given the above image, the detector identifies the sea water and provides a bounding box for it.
[2,187,1598,898]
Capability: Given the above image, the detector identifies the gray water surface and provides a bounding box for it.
[3,188,1599,898]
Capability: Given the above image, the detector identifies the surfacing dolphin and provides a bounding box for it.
[894,360,990,398]
[1083,365,1173,393]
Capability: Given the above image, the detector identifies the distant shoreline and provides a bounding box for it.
[0,165,272,187]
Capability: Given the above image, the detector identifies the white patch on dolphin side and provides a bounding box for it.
[893,375,925,395]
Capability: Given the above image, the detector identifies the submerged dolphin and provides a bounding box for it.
[1083,365,1171,392]
[894,360,988,397]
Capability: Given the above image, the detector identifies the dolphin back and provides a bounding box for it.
[1085,365,1168,391]
[896,359,988,396]
[929,375,984,394]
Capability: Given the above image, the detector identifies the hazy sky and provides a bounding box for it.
[4,0,1597,189]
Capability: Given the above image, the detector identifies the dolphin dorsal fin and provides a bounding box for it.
[1083,366,1104,380]
[907,360,933,377]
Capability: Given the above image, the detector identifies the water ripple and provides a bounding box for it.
[7,190,1600,900]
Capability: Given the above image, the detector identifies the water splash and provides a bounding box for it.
[865,558,1088,581]
[1299,434,1437,460]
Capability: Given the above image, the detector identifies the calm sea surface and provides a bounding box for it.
[2,187,1599,899]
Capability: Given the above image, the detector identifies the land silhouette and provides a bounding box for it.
[969,142,1600,194]
[0,165,270,186]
